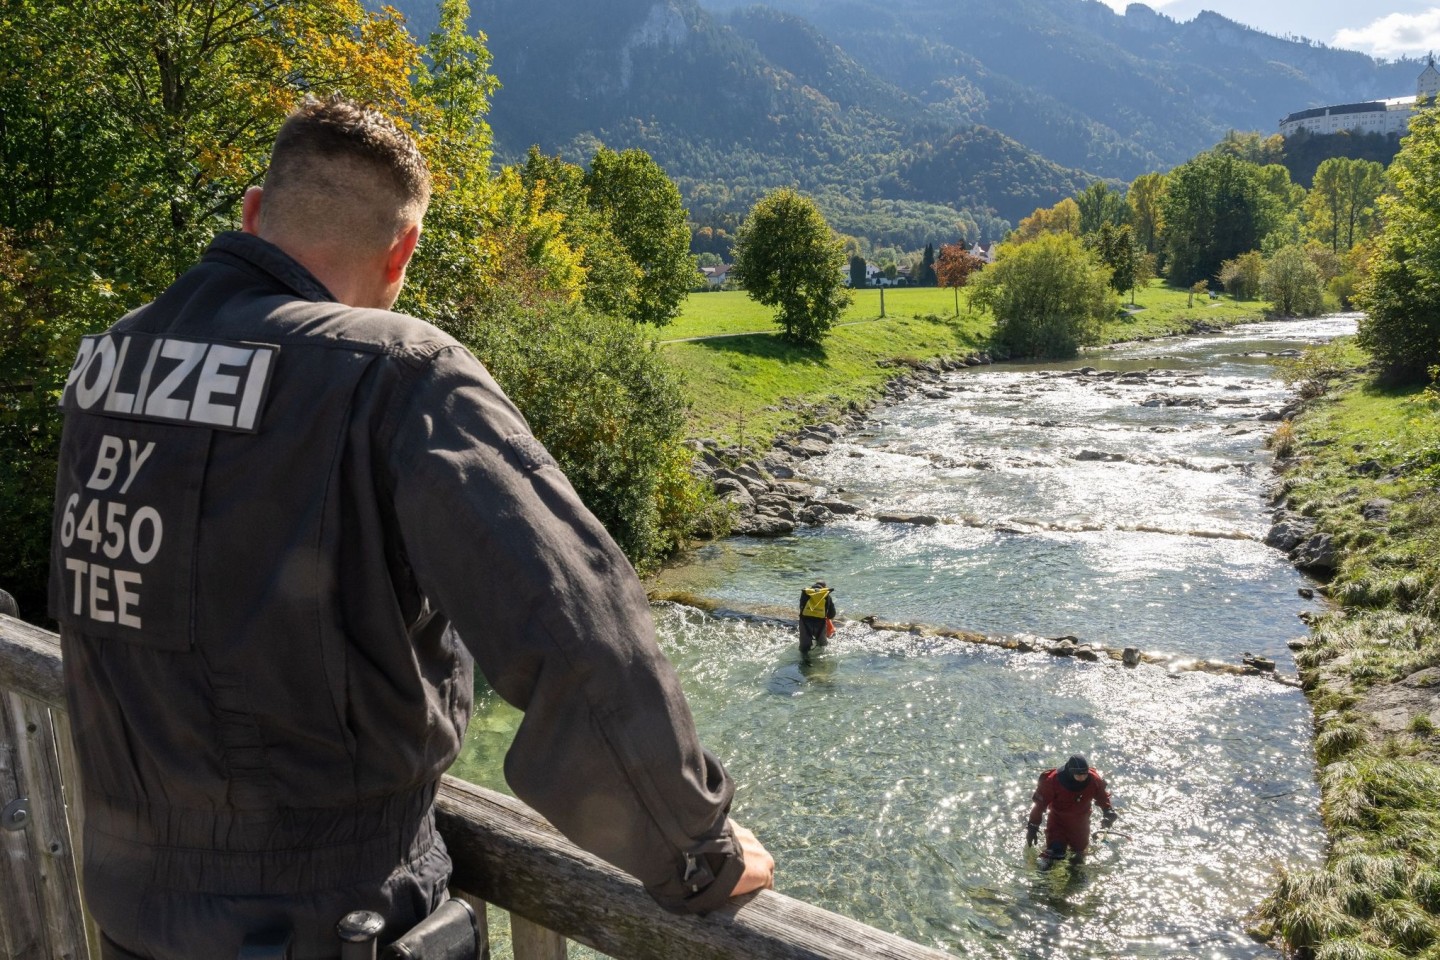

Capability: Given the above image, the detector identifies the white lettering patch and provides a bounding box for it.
[62,333,278,433]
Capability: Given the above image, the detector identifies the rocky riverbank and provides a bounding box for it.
[1249,344,1440,958]
[689,352,995,537]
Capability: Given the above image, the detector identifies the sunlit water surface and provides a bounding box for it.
[454,317,1355,957]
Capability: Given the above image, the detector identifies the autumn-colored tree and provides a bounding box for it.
[0,0,425,618]
[1127,172,1167,255]
[1010,197,1082,244]
[935,243,985,314]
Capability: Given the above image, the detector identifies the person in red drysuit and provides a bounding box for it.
[1025,755,1117,868]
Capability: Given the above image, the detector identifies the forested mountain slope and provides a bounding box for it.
[383,0,1416,244]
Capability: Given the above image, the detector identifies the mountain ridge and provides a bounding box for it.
[382,0,1416,245]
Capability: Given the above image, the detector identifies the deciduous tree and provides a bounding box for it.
[1075,182,1128,236]
[731,188,851,345]
[1305,157,1385,253]
[936,243,985,315]
[1010,197,1081,243]
[1127,172,1167,255]
[1262,245,1326,317]
[970,233,1112,359]
[1162,152,1273,286]
[1359,105,1440,382]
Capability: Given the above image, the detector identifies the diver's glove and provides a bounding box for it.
[1101,808,1117,827]
[1025,822,1039,846]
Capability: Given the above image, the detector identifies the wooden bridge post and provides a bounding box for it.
[1,689,92,959]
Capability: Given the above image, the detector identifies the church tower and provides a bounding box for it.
[1418,53,1440,101]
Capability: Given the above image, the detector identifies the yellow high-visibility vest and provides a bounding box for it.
[802,588,831,618]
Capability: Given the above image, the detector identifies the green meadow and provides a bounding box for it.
[660,281,1268,445]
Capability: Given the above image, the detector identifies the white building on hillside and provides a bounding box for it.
[1279,57,1439,138]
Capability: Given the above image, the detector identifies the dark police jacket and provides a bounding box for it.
[49,231,743,921]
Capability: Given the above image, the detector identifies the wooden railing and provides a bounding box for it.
[0,613,952,960]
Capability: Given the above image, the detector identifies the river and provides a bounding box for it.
[453,316,1356,958]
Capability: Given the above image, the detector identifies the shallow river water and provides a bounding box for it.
[454,316,1357,958]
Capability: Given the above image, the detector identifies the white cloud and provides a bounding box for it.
[1334,8,1440,57]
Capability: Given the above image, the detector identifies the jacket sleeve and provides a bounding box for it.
[384,346,743,913]
[825,593,836,618]
[1028,773,1050,825]
[1093,774,1112,811]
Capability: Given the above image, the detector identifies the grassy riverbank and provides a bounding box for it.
[662,280,1267,445]
[1256,342,1440,958]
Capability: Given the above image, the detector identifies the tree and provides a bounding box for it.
[1358,104,1440,382]
[1262,245,1326,317]
[849,254,868,288]
[0,0,425,618]
[1162,152,1273,286]
[1218,251,1265,300]
[584,148,697,327]
[1127,172,1167,255]
[970,233,1112,359]
[731,188,851,345]
[1011,197,1081,243]
[1075,182,1128,236]
[517,145,697,326]
[1305,157,1386,253]
[1092,223,1141,300]
[936,242,985,314]
[914,243,937,286]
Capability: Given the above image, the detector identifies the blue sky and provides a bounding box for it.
[1096,1,1440,57]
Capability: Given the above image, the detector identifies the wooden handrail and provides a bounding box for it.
[0,615,952,959]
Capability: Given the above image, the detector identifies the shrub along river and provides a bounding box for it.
[453,316,1360,958]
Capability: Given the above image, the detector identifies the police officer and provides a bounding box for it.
[50,96,772,960]
[1024,755,1117,868]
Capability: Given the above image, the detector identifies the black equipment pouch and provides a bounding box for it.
[384,899,481,960]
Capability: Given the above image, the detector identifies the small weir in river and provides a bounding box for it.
[453,317,1357,958]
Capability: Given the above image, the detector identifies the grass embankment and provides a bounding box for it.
[1255,342,1440,959]
[662,281,1266,446]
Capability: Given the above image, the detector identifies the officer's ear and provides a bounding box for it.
[384,223,421,284]
[242,187,265,236]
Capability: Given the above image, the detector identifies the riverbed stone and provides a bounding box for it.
[799,504,833,525]
[1291,532,1338,573]
[713,477,753,507]
[817,498,863,515]
[1265,515,1315,552]
[874,512,941,526]
[785,438,832,458]
[1361,498,1394,522]
[736,514,794,537]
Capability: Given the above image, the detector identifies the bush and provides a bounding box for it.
[453,302,710,569]
[969,232,1112,359]
[1263,244,1327,316]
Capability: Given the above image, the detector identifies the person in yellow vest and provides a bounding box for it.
[798,580,836,655]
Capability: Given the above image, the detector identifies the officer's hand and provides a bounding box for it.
[1025,822,1039,846]
[1101,808,1118,827]
[729,822,775,897]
